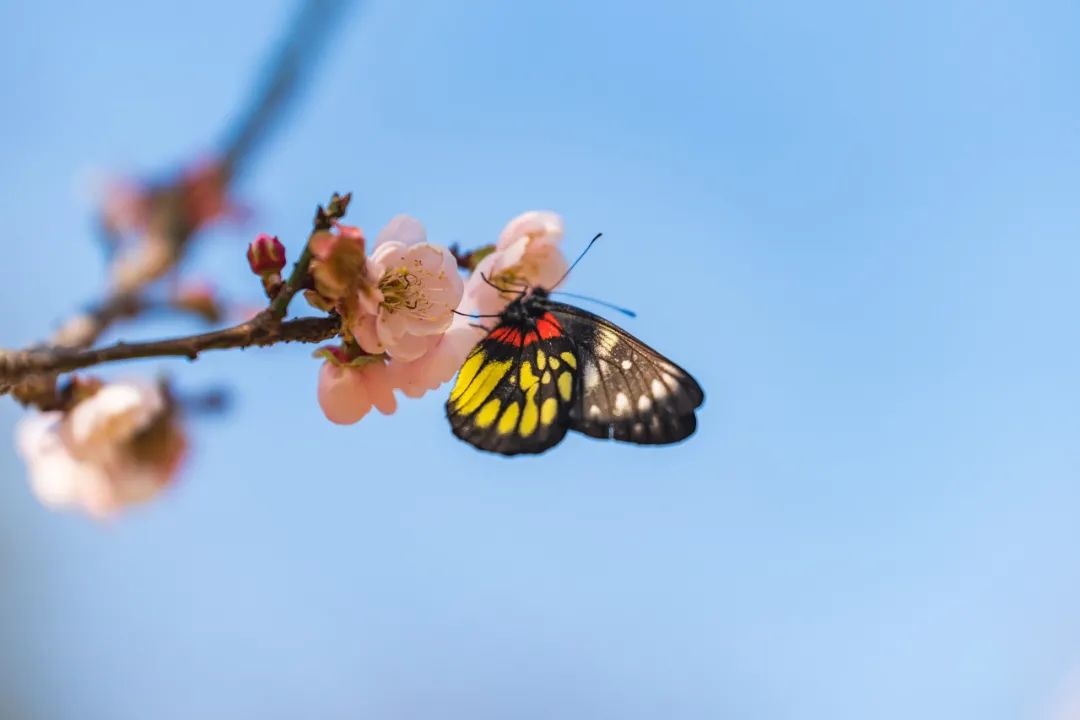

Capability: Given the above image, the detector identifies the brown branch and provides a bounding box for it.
[0,316,340,385]
[3,192,353,407]
[2,292,157,407]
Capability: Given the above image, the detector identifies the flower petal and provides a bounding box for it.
[66,381,164,452]
[496,210,564,251]
[351,314,385,355]
[317,362,372,425]
[375,214,427,248]
[363,362,399,415]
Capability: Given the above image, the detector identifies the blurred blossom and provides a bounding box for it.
[101,178,152,235]
[15,379,187,519]
[174,280,223,323]
[177,157,240,229]
[466,210,568,314]
[104,157,243,293]
[110,233,176,292]
[102,157,240,239]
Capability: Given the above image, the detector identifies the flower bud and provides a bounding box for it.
[308,224,367,302]
[246,233,286,276]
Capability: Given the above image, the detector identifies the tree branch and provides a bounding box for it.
[1,5,352,409]
[0,316,339,384]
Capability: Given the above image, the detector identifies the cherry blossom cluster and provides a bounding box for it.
[312,210,567,423]
[12,201,568,519]
[103,158,245,293]
[14,161,244,519]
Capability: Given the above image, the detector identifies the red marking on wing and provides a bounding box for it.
[522,331,540,346]
[490,326,525,347]
[536,312,563,340]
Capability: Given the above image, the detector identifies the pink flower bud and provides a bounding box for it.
[246,233,286,276]
[308,223,368,302]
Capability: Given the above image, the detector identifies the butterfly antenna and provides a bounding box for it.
[452,309,503,318]
[550,290,637,318]
[480,272,526,295]
[552,232,603,290]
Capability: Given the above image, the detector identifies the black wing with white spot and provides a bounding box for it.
[545,302,704,445]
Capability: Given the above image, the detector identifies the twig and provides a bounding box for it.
[3,7,350,409]
[49,293,145,349]
[267,191,351,319]
[3,192,352,406]
[49,292,223,349]
[0,316,340,384]
[449,243,495,272]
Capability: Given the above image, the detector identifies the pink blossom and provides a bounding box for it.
[179,157,241,229]
[173,280,223,323]
[316,349,398,424]
[390,314,486,398]
[101,179,152,235]
[349,215,464,362]
[15,380,186,519]
[308,223,371,305]
[110,238,175,293]
[465,210,568,314]
[101,157,241,238]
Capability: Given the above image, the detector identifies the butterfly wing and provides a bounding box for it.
[445,318,580,455]
[545,302,704,445]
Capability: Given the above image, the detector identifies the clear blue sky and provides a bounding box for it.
[2,1,1079,718]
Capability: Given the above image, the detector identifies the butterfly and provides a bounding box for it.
[446,285,704,455]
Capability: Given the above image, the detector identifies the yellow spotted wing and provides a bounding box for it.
[446,316,580,455]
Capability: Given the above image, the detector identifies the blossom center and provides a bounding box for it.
[493,254,545,292]
[379,266,436,316]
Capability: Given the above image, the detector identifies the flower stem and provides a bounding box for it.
[267,243,314,320]
[266,191,351,320]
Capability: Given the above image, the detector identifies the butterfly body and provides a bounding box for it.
[447,287,704,455]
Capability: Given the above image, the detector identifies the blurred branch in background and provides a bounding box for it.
[222,0,352,179]
[1,0,353,409]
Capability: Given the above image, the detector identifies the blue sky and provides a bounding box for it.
[2,0,1080,718]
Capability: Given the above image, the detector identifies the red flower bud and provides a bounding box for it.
[246,233,286,276]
